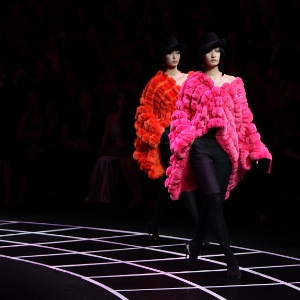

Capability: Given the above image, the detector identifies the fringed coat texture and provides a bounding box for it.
[133,70,194,179]
[165,71,272,201]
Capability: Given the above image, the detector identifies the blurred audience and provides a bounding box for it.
[59,88,105,203]
[0,0,297,223]
[11,89,44,204]
[84,88,144,207]
[33,98,66,204]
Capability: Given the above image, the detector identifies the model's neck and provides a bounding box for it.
[205,68,223,79]
[165,67,180,77]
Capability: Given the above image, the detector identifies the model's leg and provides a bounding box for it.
[148,175,170,239]
[120,155,144,207]
[148,127,172,240]
[188,135,241,278]
[187,192,240,277]
[204,193,241,278]
[182,191,212,249]
[181,191,199,226]
[186,195,210,262]
[187,136,221,258]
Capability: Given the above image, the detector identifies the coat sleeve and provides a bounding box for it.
[234,78,272,167]
[134,73,173,149]
[168,76,196,158]
[133,72,179,179]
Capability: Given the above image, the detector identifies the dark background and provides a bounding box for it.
[0,0,299,228]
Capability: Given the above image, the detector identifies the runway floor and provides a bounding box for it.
[0,199,299,300]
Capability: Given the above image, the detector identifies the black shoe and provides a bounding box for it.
[227,270,242,279]
[185,241,201,268]
[226,255,242,279]
[148,222,159,241]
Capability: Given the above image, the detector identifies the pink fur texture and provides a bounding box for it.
[165,71,272,200]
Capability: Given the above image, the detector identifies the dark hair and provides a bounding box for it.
[218,47,226,73]
[198,46,226,74]
[162,46,182,56]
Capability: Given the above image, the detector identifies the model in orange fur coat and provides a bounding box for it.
[132,36,212,245]
[133,70,194,179]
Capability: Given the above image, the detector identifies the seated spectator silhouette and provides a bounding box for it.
[33,98,66,204]
[28,55,63,103]
[84,88,144,207]
[11,88,44,204]
[59,88,105,204]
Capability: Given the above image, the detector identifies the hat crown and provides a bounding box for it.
[163,36,179,47]
[159,36,185,56]
[198,32,227,56]
[199,32,220,46]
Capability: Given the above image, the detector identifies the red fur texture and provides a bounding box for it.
[133,71,194,179]
[165,71,272,200]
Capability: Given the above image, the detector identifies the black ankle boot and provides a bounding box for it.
[226,255,242,279]
[227,270,242,279]
[185,240,201,268]
[148,222,159,241]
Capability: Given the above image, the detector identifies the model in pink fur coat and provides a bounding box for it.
[165,32,272,279]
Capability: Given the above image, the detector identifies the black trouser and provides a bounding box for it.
[189,129,231,199]
[188,131,239,273]
[150,127,199,228]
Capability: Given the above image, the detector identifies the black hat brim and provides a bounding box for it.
[198,39,227,57]
[161,43,186,56]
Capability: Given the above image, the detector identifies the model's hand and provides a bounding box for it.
[251,158,271,174]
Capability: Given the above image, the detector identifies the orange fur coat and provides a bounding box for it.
[133,70,193,179]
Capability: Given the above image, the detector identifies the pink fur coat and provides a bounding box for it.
[165,71,272,200]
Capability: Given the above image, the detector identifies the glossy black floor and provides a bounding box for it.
[0,193,299,300]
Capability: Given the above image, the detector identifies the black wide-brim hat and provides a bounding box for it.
[159,36,186,56]
[198,32,227,57]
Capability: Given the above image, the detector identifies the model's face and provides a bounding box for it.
[164,50,181,68]
[204,47,220,67]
